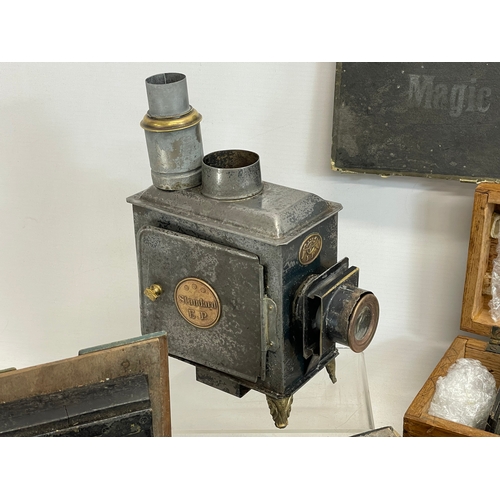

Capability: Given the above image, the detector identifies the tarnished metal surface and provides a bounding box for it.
[294,257,378,359]
[201,150,263,200]
[196,366,251,398]
[263,297,278,353]
[141,73,203,190]
[144,126,203,190]
[128,182,341,244]
[138,225,264,383]
[128,72,379,428]
[129,189,342,398]
[332,63,500,182]
[145,73,189,117]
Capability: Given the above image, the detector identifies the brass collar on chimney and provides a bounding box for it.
[140,106,202,133]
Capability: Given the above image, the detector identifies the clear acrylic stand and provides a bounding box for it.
[169,346,374,436]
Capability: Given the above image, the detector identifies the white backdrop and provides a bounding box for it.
[0,62,478,434]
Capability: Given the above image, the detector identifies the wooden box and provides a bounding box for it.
[404,183,500,436]
[0,332,171,437]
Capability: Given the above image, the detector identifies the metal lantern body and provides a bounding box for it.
[128,73,379,428]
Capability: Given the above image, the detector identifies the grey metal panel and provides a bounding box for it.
[332,62,500,181]
[131,202,340,397]
[128,182,342,244]
[138,226,264,382]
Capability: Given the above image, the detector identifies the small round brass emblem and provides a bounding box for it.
[299,233,322,265]
[174,278,221,329]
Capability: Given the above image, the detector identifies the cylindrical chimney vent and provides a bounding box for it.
[201,150,263,201]
[141,73,203,191]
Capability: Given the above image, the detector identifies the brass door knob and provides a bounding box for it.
[144,284,163,302]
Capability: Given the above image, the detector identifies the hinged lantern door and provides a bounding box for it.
[138,226,265,383]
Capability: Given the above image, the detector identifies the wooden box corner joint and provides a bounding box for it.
[405,183,500,437]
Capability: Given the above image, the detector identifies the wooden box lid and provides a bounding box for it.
[332,63,500,182]
[461,182,500,338]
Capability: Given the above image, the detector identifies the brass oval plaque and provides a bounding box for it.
[299,233,322,265]
[174,278,221,329]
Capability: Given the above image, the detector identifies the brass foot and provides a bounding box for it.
[266,395,293,429]
[325,358,337,384]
